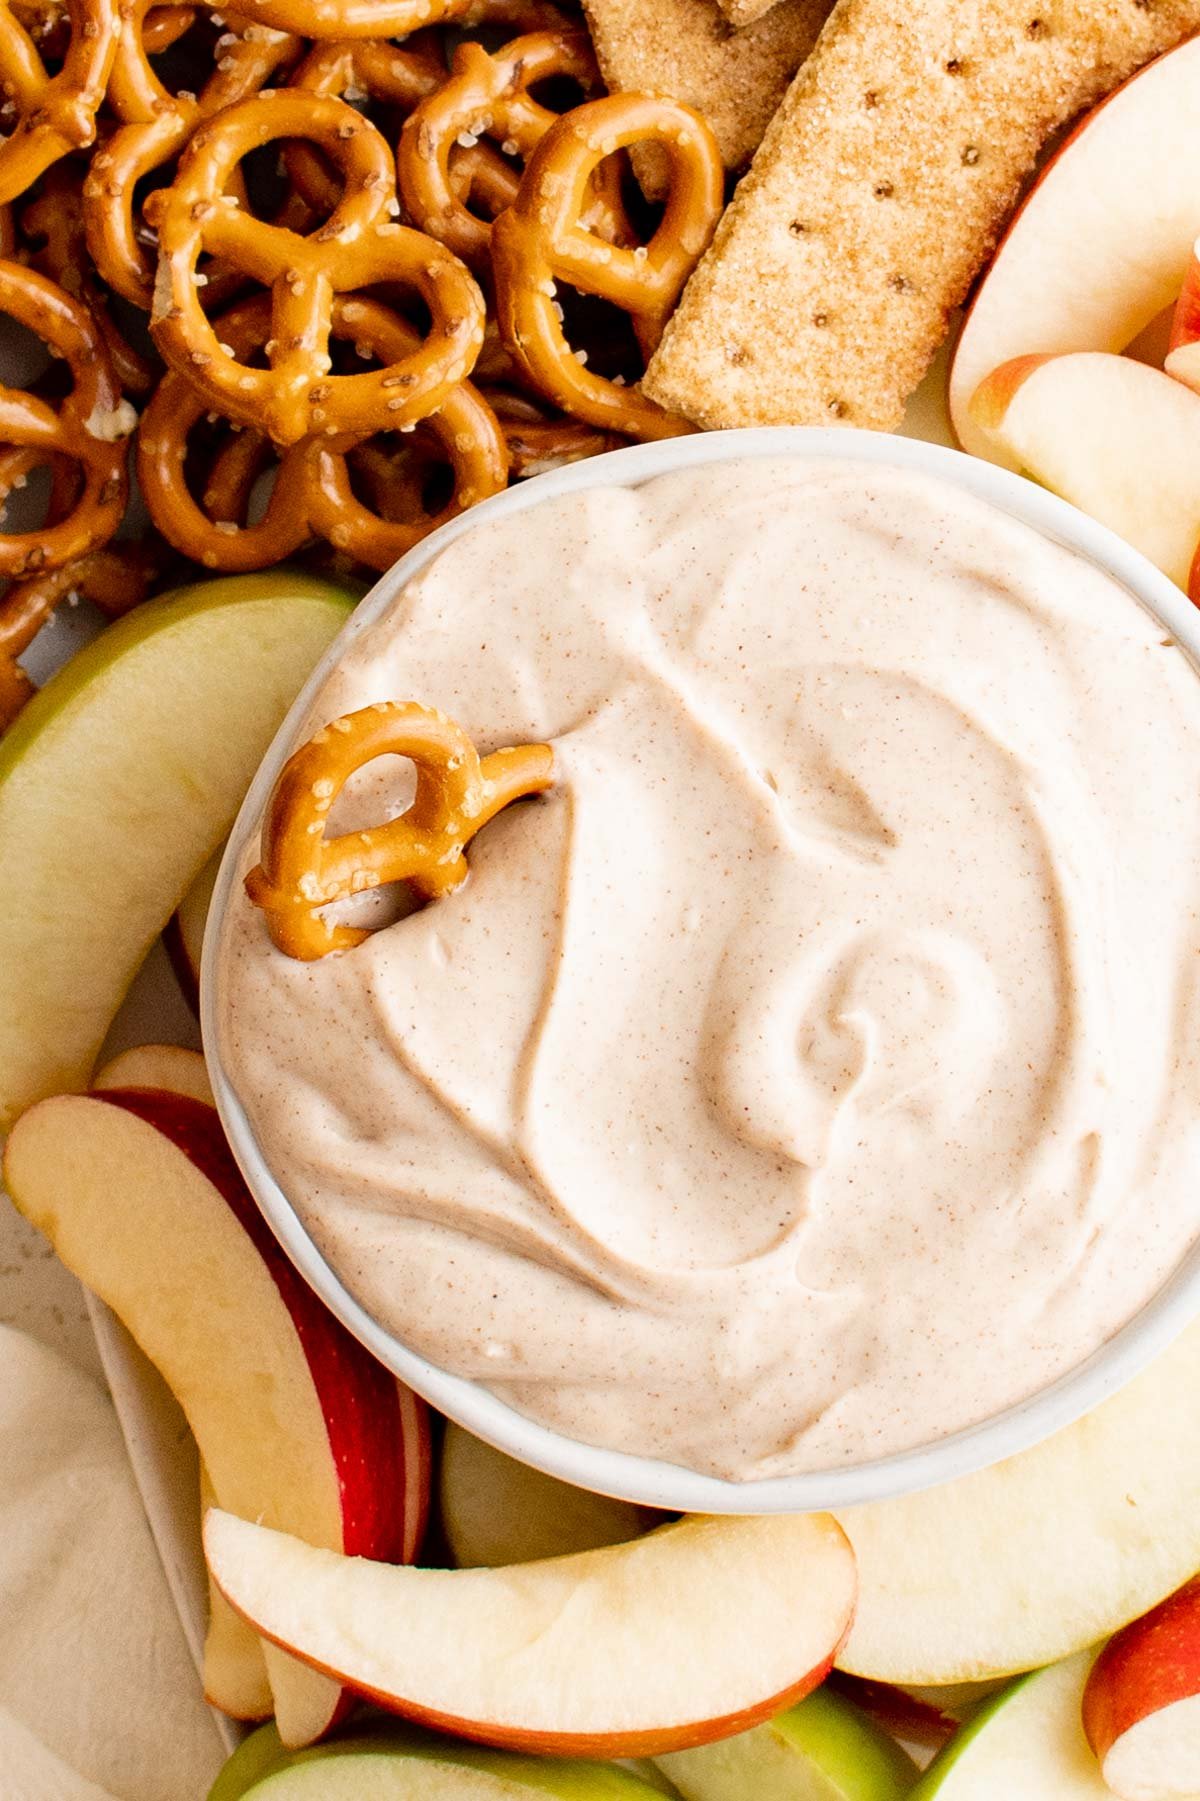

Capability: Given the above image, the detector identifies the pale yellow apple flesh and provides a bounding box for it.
[204,1508,857,1757]
[0,572,353,1129]
[93,1043,214,1106]
[833,1316,1200,1684]
[910,1655,1104,1798]
[656,1684,918,1800]
[440,1421,660,1568]
[2,1092,429,1746]
[200,1460,273,1721]
[949,34,1200,462]
[968,351,1200,593]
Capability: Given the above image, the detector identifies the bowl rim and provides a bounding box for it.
[202,424,1200,1514]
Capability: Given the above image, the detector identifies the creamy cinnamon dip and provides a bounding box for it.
[215,457,1200,1480]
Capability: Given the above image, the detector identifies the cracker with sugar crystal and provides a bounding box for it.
[715,0,784,26]
[581,0,833,195]
[644,0,1200,431]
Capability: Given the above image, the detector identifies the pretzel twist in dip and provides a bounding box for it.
[138,292,508,570]
[0,537,167,727]
[490,92,723,440]
[397,27,626,276]
[0,260,131,575]
[84,4,303,309]
[0,0,120,203]
[144,91,487,444]
[245,700,554,960]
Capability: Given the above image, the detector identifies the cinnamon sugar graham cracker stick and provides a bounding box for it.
[643,0,1200,431]
[581,0,833,194]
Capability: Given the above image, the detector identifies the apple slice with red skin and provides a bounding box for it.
[204,1506,857,1759]
[968,351,1200,598]
[91,1045,269,1718]
[949,35,1200,463]
[1166,242,1200,396]
[93,1042,214,1105]
[2,1089,431,1747]
[1082,1575,1200,1800]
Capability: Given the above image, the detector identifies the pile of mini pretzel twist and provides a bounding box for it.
[0,0,724,727]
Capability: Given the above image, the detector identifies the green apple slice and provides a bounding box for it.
[440,1421,660,1568]
[0,572,353,1128]
[209,1723,667,1801]
[655,1687,918,1800]
[910,1654,1104,1797]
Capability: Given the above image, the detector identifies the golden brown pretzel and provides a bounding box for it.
[196,0,475,37]
[245,701,554,960]
[491,93,723,441]
[284,37,444,219]
[397,28,627,277]
[486,385,621,476]
[145,91,487,444]
[21,165,159,395]
[0,538,167,729]
[0,0,120,203]
[138,292,508,570]
[0,260,131,575]
[84,7,302,309]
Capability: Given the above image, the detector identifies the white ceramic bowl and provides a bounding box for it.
[203,426,1200,1514]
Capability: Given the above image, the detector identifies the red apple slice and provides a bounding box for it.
[949,35,1200,463]
[93,1043,213,1106]
[968,351,1200,596]
[1083,1576,1200,1800]
[1165,242,1200,396]
[204,1507,857,1758]
[2,1090,431,1746]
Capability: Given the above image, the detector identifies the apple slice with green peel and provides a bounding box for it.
[3,1089,431,1747]
[968,352,1200,595]
[440,1421,661,1568]
[832,1315,1200,1686]
[164,847,222,1014]
[1082,1575,1200,1800]
[0,571,353,1129]
[910,1655,1103,1798]
[209,1721,671,1801]
[93,1043,214,1105]
[204,1507,857,1758]
[948,35,1200,463]
[655,1686,919,1800]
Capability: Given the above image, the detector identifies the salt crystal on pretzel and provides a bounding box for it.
[644,0,1200,433]
[580,0,833,196]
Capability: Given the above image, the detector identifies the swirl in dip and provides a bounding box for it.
[215,457,1200,1482]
